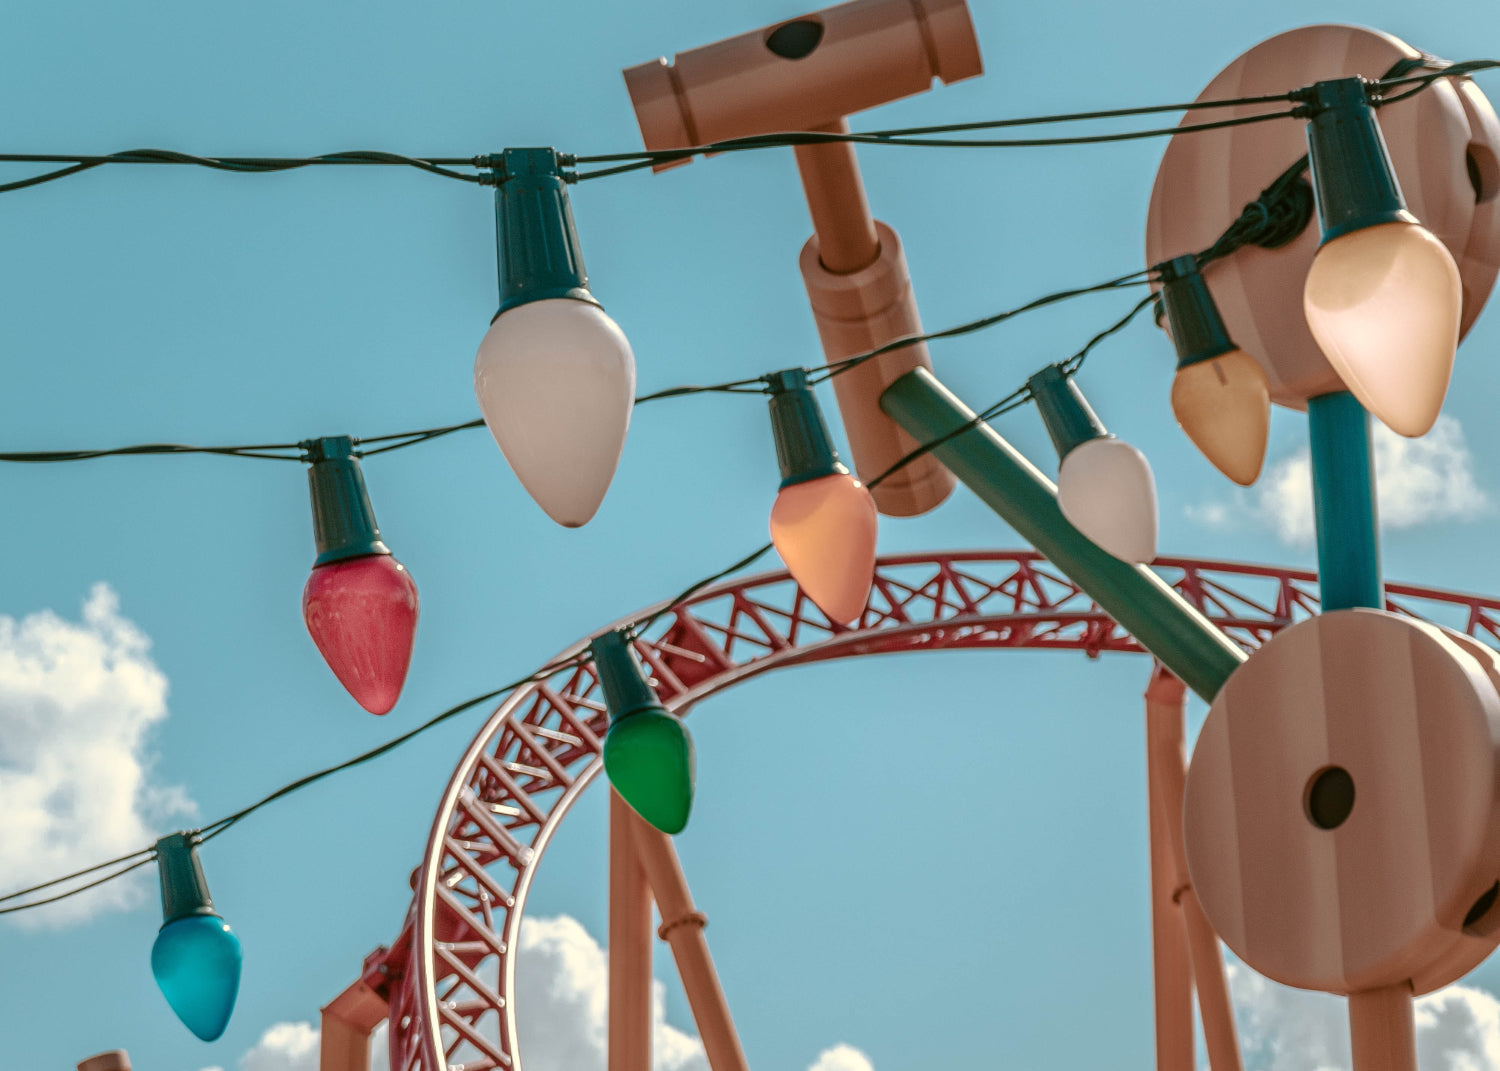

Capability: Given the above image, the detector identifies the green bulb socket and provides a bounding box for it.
[304,436,390,567]
[493,147,601,317]
[592,629,663,723]
[1301,78,1417,244]
[1158,255,1237,370]
[766,368,849,488]
[1027,364,1109,461]
[156,832,220,927]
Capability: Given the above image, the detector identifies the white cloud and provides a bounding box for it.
[1187,415,1487,545]
[220,915,872,1071]
[808,1043,877,1071]
[1228,960,1500,1070]
[241,1022,319,1071]
[0,584,192,927]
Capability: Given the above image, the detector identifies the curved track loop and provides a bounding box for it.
[387,550,1500,1071]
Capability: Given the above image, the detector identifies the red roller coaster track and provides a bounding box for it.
[346,550,1500,1071]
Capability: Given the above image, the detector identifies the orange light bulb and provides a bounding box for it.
[1170,350,1271,486]
[769,473,877,626]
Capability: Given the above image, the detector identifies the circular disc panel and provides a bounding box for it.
[1184,609,1500,993]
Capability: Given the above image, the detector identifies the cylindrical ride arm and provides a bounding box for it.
[879,368,1246,700]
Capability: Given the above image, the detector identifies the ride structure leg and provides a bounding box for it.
[1307,393,1418,1071]
[626,808,750,1071]
[1144,666,1195,1071]
[319,972,389,1071]
[791,112,957,518]
[1145,666,1243,1071]
[610,790,654,1071]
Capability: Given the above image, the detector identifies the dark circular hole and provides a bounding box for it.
[1465,882,1500,930]
[765,19,824,60]
[1305,766,1355,830]
[1468,149,1486,205]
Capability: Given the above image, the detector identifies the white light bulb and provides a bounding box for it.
[1304,222,1462,438]
[1057,438,1159,564]
[474,299,636,527]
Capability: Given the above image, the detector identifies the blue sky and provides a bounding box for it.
[2,2,1500,1070]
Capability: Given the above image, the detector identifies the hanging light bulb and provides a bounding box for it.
[1028,364,1158,564]
[301,436,419,715]
[474,148,635,527]
[593,629,694,835]
[151,833,241,1042]
[1300,77,1462,437]
[765,368,877,625]
[1158,254,1270,486]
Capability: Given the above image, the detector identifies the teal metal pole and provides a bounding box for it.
[1307,391,1383,611]
[880,368,1245,701]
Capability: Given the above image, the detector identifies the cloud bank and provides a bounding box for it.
[1230,961,1500,1071]
[0,584,192,926]
[1187,415,1487,545]
[213,915,871,1071]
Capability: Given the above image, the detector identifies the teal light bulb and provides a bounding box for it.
[151,914,242,1041]
[603,708,696,835]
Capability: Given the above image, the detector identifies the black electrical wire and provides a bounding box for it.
[0,845,156,906]
[0,857,158,917]
[0,441,306,463]
[573,111,1303,179]
[0,655,591,914]
[1062,293,1158,374]
[810,271,1152,383]
[197,652,589,843]
[0,150,487,196]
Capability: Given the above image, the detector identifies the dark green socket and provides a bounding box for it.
[592,629,695,835]
[1027,364,1108,461]
[493,148,600,316]
[305,436,389,567]
[766,368,849,488]
[156,832,219,925]
[1158,255,1237,370]
[1303,78,1417,244]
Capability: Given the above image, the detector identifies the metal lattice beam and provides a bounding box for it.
[371,550,1500,1071]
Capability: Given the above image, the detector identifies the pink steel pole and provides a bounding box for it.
[610,790,654,1071]
[1145,667,1244,1071]
[319,977,389,1071]
[627,808,750,1071]
[1144,667,1195,1071]
[1348,985,1419,1071]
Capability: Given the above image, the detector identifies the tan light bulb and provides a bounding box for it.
[769,473,878,626]
[1170,350,1271,486]
[1304,222,1462,438]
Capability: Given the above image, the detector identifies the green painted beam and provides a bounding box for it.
[880,368,1245,701]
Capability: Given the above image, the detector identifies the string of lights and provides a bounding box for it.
[0,264,1168,918]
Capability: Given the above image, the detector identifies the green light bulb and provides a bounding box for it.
[603,708,696,834]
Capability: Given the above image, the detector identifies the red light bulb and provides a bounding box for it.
[302,555,419,715]
[301,436,420,714]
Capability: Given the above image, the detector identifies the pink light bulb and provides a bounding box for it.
[302,555,419,715]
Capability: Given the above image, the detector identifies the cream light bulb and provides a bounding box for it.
[1028,364,1159,565]
[1304,222,1461,437]
[1299,77,1463,438]
[475,300,635,527]
[477,148,635,527]
[1057,438,1159,565]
